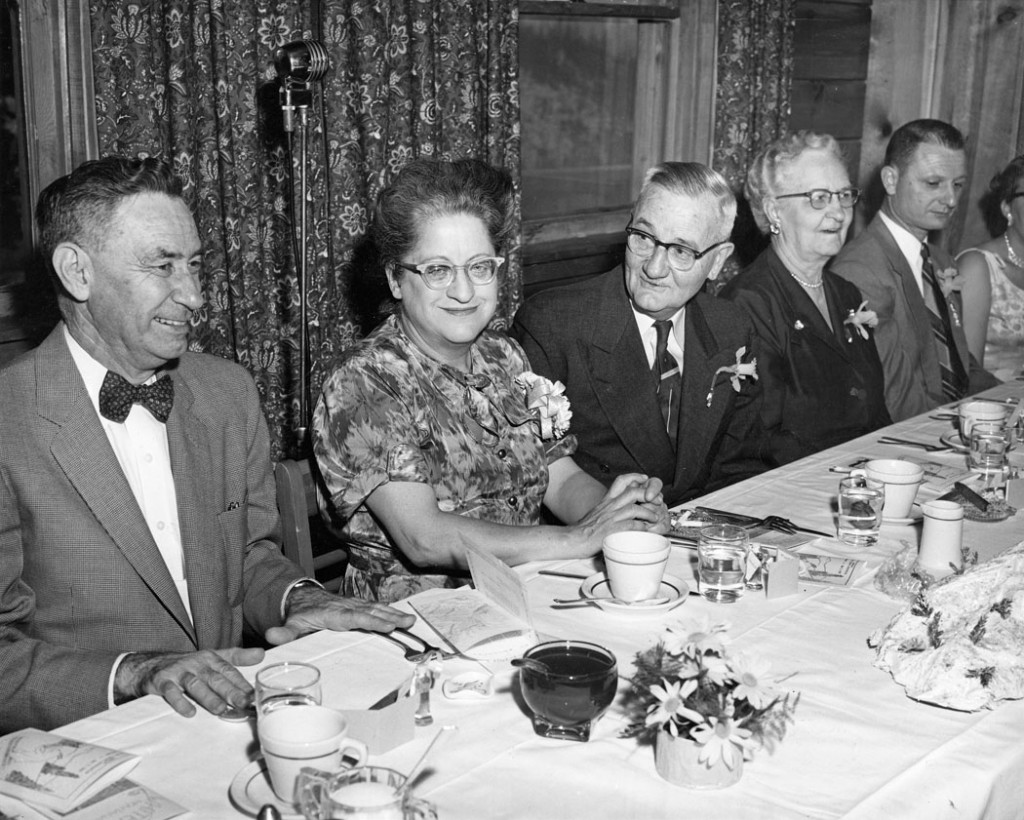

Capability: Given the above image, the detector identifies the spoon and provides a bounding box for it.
[510,657,552,675]
[399,725,456,797]
[552,595,670,607]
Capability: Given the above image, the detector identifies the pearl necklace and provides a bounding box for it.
[788,270,824,289]
[1005,233,1024,268]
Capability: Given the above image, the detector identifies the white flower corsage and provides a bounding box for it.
[793,320,805,331]
[515,371,572,440]
[936,266,965,298]
[843,300,879,341]
[705,346,758,407]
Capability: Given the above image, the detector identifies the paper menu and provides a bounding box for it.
[0,730,139,814]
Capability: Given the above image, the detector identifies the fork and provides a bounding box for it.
[877,436,950,452]
[759,515,832,539]
[373,628,474,663]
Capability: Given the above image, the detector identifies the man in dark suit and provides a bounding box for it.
[831,119,999,421]
[0,157,412,733]
[512,162,769,507]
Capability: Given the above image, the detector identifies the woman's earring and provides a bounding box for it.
[769,222,780,235]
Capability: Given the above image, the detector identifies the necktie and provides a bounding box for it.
[920,243,968,400]
[99,371,174,423]
[653,319,682,448]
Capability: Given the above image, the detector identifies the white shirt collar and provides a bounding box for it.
[64,324,109,417]
[878,210,926,277]
[629,302,686,369]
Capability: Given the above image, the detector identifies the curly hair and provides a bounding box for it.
[372,158,516,268]
[744,131,847,234]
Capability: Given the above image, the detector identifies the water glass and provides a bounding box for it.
[968,421,1011,476]
[297,766,437,820]
[255,662,322,715]
[697,524,749,603]
[837,476,884,547]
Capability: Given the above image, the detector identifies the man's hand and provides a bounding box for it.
[264,586,416,646]
[114,647,265,718]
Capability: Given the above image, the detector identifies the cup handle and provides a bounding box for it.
[338,738,368,768]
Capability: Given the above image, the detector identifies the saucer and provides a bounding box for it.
[939,430,969,453]
[229,758,302,819]
[580,573,689,614]
[882,510,923,525]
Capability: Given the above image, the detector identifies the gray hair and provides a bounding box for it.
[745,131,847,234]
[634,162,737,243]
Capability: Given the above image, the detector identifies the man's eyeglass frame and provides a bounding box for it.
[624,226,729,272]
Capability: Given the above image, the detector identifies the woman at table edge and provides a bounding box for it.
[721,130,890,466]
[956,154,1024,382]
[312,158,668,602]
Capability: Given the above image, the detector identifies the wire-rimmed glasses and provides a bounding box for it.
[775,188,861,209]
[624,226,729,272]
[394,256,505,290]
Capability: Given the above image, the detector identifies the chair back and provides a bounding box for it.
[274,458,346,591]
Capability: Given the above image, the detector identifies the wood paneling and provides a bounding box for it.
[794,1,872,80]
[790,80,867,139]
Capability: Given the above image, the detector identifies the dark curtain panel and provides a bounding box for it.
[89,0,520,458]
[713,0,796,274]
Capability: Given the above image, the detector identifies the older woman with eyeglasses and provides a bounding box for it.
[312,158,667,602]
[721,131,890,465]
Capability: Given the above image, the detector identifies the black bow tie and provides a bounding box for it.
[99,371,174,423]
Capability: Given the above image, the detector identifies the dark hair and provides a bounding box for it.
[35,156,184,260]
[634,162,737,243]
[979,155,1024,236]
[372,158,516,266]
[745,131,847,234]
[883,119,966,171]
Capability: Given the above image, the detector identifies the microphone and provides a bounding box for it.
[274,40,329,132]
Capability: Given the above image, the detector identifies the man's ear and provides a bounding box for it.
[384,263,402,301]
[880,165,899,198]
[705,243,735,282]
[51,243,92,301]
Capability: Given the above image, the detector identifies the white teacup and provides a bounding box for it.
[258,704,368,803]
[602,533,670,602]
[864,459,925,520]
[958,400,1008,443]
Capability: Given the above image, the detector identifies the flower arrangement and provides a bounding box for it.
[705,347,758,407]
[515,371,572,440]
[622,618,799,770]
[843,300,879,342]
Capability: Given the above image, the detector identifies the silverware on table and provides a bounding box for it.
[537,569,590,580]
[413,666,434,727]
[876,436,951,452]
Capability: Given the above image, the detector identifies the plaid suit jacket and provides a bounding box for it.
[0,325,303,731]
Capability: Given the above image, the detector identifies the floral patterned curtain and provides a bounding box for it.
[89,0,520,459]
[712,0,796,273]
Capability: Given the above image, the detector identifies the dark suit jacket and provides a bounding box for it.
[720,246,890,465]
[830,215,999,421]
[511,267,770,507]
[0,326,304,731]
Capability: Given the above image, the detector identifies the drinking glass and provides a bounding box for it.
[255,662,322,716]
[837,476,884,547]
[968,421,1011,477]
[697,524,749,603]
[297,766,437,820]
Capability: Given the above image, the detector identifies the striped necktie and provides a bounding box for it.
[653,319,681,448]
[920,243,968,400]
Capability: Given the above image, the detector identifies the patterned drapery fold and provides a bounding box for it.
[89,0,521,459]
[712,0,796,275]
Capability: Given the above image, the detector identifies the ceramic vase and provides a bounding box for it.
[654,729,743,789]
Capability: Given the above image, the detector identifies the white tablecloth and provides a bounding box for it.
[56,385,1024,819]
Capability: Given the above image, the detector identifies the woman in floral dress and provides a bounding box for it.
[312,159,668,602]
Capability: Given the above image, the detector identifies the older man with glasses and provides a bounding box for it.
[512,162,771,507]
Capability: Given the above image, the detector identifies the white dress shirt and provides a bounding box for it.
[65,327,193,622]
[631,303,686,372]
[879,210,927,296]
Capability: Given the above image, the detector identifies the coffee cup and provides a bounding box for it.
[602,533,670,601]
[864,459,924,520]
[958,400,1008,443]
[258,704,368,803]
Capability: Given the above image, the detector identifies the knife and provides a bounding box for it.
[368,683,405,710]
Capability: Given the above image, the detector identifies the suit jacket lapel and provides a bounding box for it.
[585,270,676,480]
[39,330,197,644]
[766,249,850,358]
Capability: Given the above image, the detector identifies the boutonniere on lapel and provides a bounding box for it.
[515,371,572,440]
[843,300,879,342]
[936,266,964,327]
[793,319,805,331]
[705,347,758,408]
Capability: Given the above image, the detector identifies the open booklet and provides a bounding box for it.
[0,730,185,820]
[408,544,539,661]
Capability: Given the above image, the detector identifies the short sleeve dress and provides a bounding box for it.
[956,248,1024,381]
[312,315,577,602]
